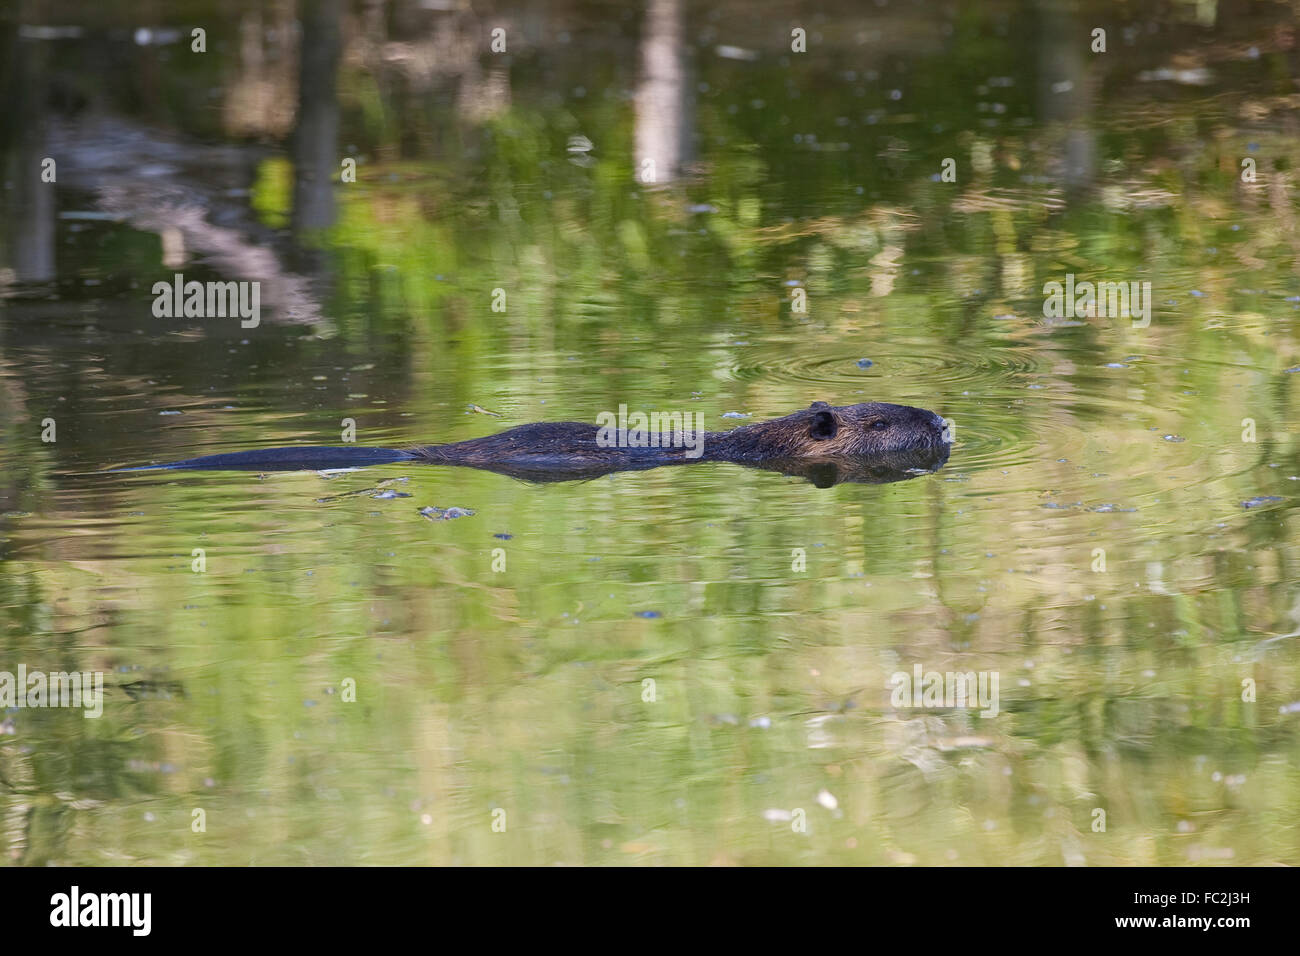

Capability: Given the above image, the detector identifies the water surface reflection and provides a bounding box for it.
[0,0,1298,866]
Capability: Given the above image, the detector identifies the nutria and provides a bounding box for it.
[119,401,951,486]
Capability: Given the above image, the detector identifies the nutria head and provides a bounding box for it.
[713,401,950,461]
[802,401,950,454]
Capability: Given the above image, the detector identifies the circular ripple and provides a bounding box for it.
[719,342,1047,392]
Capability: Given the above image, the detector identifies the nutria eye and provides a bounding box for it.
[872,420,889,430]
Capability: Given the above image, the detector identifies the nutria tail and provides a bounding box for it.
[112,446,417,472]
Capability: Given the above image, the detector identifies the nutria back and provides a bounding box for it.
[418,401,948,465]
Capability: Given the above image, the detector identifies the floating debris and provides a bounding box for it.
[317,479,410,501]
[121,679,185,700]
[721,411,751,419]
[716,44,759,61]
[1241,496,1283,509]
[58,210,121,221]
[856,357,874,369]
[634,610,662,619]
[465,404,502,417]
[1137,67,1213,86]
[419,506,475,521]
[20,25,85,39]
[132,27,182,46]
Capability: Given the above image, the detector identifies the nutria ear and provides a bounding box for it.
[809,409,838,440]
[809,401,830,409]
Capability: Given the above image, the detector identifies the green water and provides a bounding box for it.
[1,0,1299,865]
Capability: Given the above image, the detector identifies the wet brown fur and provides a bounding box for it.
[415,401,949,474]
[133,402,951,486]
